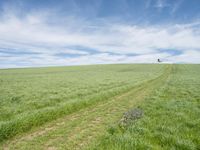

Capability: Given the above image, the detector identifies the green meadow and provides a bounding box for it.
[0,64,199,149]
[91,65,200,150]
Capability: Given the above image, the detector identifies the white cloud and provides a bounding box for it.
[167,50,200,64]
[154,0,169,9]
[0,9,200,68]
[171,0,183,14]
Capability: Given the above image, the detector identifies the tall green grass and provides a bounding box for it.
[91,65,200,150]
[0,64,165,142]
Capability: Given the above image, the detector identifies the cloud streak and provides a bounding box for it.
[0,6,200,68]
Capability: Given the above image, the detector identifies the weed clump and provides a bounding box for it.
[119,108,143,128]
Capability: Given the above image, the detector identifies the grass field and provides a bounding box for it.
[91,65,200,150]
[0,64,199,149]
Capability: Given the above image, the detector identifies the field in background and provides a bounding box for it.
[0,64,199,149]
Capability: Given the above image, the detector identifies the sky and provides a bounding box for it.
[0,0,200,68]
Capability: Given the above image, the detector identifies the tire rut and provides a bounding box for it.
[2,65,172,150]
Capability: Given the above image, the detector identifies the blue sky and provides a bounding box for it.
[0,0,200,68]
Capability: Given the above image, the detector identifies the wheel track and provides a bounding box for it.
[2,65,172,150]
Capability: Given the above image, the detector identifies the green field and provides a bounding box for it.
[0,64,199,149]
